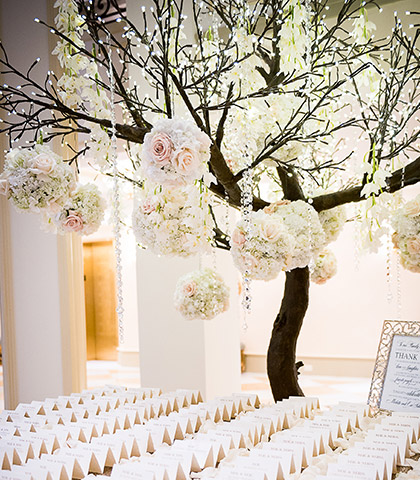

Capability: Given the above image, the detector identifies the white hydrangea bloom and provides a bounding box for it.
[132,181,213,257]
[311,248,338,284]
[230,209,295,281]
[391,194,420,273]
[270,200,326,270]
[174,268,230,320]
[319,205,347,244]
[51,183,106,236]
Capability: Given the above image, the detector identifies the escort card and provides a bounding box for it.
[250,448,296,475]
[110,461,157,479]
[172,438,215,469]
[327,462,379,480]
[380,334,420,412]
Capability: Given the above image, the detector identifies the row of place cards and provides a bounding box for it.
[0,385,419,480]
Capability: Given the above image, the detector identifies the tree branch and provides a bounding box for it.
[311,156,420,212]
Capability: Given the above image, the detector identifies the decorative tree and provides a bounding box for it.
[1,0,420,400]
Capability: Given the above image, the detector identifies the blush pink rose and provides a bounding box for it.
[182,281,197,297]
[406,237,420,255]
[391,232,400,248]
[30,153,56,174]
[0,178,9,196]
[263,200,291,214]
[232,228,246,247]
[61,211,84,233]
[173,147,200,176]
[142,198,157,214]
[148,132,174,166]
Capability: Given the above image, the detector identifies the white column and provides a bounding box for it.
[136,249,241,400]
[0,0,86,408]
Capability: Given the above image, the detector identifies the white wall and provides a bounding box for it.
[0,0,80,406]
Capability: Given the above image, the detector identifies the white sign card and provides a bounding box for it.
[380,334,420,411]
[368,321,420,413]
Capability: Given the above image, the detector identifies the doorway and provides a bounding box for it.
[83,241,119,361]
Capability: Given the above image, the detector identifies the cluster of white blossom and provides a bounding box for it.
[53,0,110,117]
[0,144,75,212]
[132,181,213,257]
[231,200,325,280]
[359,192,401,252]
[311,248,338,284]
[174,268,230,320]
[142,118,212,186]
[319,205,347,244]
[391,195,420,273]
[278,0,311,75]
[52,183,106,235]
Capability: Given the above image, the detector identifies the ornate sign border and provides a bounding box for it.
[368,320,420,412]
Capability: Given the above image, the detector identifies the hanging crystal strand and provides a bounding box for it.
[353,204,361,271]
[386,233,393,304]
[395,163,405,319]
[107,36,124,344]
[307,201,315,273]
[224,193,230,236]
[396,258,402,319]
[241,158,253,331]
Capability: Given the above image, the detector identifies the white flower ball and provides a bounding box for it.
[174,268,230,320]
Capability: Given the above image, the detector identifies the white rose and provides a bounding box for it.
[30,153,57,175]
[404,198,420,217]
[259,219,284,243]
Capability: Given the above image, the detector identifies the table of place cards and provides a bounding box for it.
[0,386,419,480]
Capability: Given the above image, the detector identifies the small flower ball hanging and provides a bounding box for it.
[391,195,420,273]
[0,144,75,212]
[311,248,338,284]
[174,268,230,320]
[142,117,211,186]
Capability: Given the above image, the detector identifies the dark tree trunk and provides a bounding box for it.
[267,267,310,401]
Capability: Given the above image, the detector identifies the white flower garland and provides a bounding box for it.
[391,195,420,273]
[0,144,75,212]
[142,118,211,186]
[311,248,338,284]
[174,268,230,320]
[132,181,213,257]
[51,183,106,236]
[52,0,110,118]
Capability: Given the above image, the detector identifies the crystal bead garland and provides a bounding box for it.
[307,199,315,273]
[395,163,405,319]
[107,36,125,344]
[241,161,253,331]
[386,233,393,304]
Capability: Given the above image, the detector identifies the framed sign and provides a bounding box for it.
[368,320,420,412]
